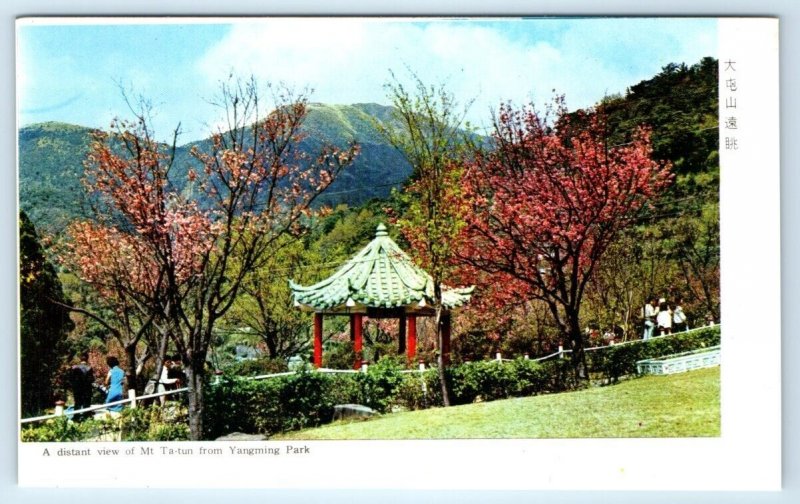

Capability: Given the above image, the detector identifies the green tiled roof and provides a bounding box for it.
[290,223,473,313]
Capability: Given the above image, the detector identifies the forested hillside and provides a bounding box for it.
[19,103,411,234]
[18,58,721,419]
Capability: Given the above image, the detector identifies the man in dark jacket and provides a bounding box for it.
[69,352,94,420]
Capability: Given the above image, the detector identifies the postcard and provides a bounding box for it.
[16,17,780,490]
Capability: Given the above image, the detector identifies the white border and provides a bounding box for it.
[14,16,781,491]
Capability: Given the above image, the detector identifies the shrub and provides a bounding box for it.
[118,404,190,441]
[203,374,285,438]
[20,403,191,442]
[224,358,289,377]
[354,357,405,412]
[392,370,437,410]
[279,370,339,430]
[323,341,356,369]
[201,329,721,440]
[447,358,572,405]
[149,422,190,441]
[586,326,721,383]
[21,416,84,442]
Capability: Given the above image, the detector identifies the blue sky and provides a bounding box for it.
[17,18,717,142]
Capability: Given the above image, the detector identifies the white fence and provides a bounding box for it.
[21,325,719,426]
[20,386,189,425]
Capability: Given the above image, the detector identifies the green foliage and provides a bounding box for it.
[19,211,74,416]
[18,122,95,234]
[21,416,85,442]
[322,341,357,370]
[276,367,720,440]
[598,57,718,177]
[587,326,721,383]
[224,358,289,376]
[20,404,190,442]
[118,404,190,441]
[392,369,439,411]
[204,375,285,437]
[446,358,577,405]
[204,368,351,438]
[223,236,317,362]
[279,370,339,430]
[203,354,587,439]
[18,105,412,234]
[352,357,405,412]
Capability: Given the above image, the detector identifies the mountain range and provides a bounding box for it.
[19,57,719,236]
[18,103,411,234]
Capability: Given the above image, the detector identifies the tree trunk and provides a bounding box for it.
[124,342,139,393]
[184,364,205,440]
[435,307,451,407]
[567,312,588,381]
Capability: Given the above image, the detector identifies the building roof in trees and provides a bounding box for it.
[289,223,473,315]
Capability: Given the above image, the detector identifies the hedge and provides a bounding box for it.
[202,357,579,439]
[20,404,190,442]
[22,327,721,441]
[586,325,721,383]
[203,327,720,439]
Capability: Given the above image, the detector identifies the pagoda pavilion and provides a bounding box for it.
[289,223,474,368]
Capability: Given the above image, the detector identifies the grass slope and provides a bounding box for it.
[275,366,720,440]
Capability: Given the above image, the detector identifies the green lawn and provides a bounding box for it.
[274,366,720,440]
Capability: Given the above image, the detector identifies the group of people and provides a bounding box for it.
[642,296,688,340]
[66,353,183,420]
[67,353,125,419]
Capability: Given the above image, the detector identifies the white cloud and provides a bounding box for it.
[17,19,716,142]
[198,18,716,130]
[196,18,718,131]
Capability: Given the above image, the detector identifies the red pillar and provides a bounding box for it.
[349,315,356,342]
[313,313,323,368]
[441,312,451,366]
[398,314,407,355]
[353,314,363,370]
[407,315,417,361]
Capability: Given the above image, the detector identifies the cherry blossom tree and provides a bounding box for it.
[63,79,358,439]
[459,99,672,378]
[61,220,162,391]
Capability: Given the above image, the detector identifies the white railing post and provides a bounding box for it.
[558,345,564,359]
[128,388,137,409]
[524,353,530,360]
[54,400,65,417]
[418,360,425,372]
[361,362,369,373]
[496,352,502,362]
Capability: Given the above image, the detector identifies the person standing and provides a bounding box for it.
[656,300,673,336]
[157,357,180,406]
[673,298,688,332]
[104,356,125,412]
[68,352,94,421]
[642,297,657,340]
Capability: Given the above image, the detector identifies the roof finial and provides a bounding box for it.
[375,223,388,237]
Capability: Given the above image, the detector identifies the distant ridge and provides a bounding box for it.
[19,58,719,235]
[18,104,413,234]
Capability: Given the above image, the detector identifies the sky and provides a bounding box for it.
[17,17,717,142]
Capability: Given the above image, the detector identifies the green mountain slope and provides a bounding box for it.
[18,58,719,235]
[18,104,411,234]
[18,122,95,232]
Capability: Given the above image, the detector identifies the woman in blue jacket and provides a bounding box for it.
[104,356,125,412]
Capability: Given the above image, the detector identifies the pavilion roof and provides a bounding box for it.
[289,223,473,314]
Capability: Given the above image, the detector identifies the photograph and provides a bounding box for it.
[14,16,778,490]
